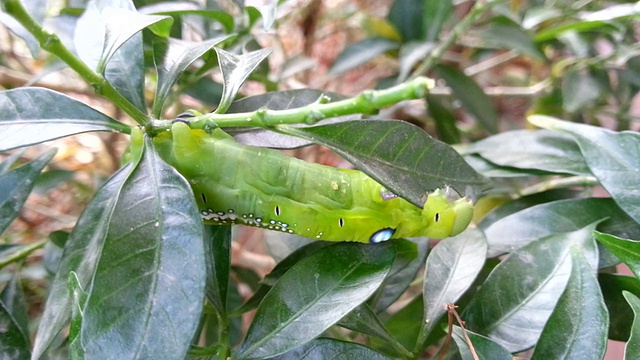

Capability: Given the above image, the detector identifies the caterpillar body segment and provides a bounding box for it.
[152,122,473,243]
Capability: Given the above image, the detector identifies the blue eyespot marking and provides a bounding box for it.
[370,228,396,244]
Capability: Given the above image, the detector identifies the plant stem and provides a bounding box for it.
[410,0,507,78]
[3,0,149,125]
[215,308,230,359]
[0,239,48,268]
[147,77,435,134]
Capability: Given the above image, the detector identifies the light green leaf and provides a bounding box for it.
[481,197,640,258]
[466,129,591,176]
[68,272,87,360]
[81,136,205,358]
[422,230,487,337]
[531,248,608,359]
[215,47,273,114]
[74,2,172,73]
[0,88,128,152]
[31,163,135,359]
[623,291,640,359]
[594,231,640,278]
[152,36,230,117]
[463,223,598,352]
[529,115,640,225]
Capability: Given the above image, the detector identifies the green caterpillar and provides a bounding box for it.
[150,122,474,243]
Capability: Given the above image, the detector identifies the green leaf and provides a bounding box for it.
[388,0,425,41]
[594,231,640,278]
[267,338,392,360]
[371,238,425,312]
[422,230,487,338]
[463,223,598,352]
[214,47,273,114]
[397,41,435,82]
[74,2,172,73]
[104,31,146,112]
[0,272,30,348]
[0,88,128,152]
[0,291,30,360]
[139,3,234,33]
[0,149,56,235]
[276,120,489,208]
[0,150,24,174]
[482,197,640,258]
[32,164,134,359]
[472,17,546,61]
[424,0,453,42]
[81,136,205,358]
[600,274,640,341]
[328,37,399,76]
[234,242,395,359]
[561,70,602,113]
[529,115,640,225]
[231,241,330,316]
[204,225,231,314]
[434,64,498,134]
[152,36,230,117]
[623,291,640,359]
[451,326,512,360]
[426,95,461,144]
[531,248,608,359]
[338,303,409,358]
[466,130,591,176]
[68,272,87,360]
[478,189,581,230]
[381,295,424,351]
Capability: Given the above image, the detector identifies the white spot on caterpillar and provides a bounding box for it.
[270,220,276,225]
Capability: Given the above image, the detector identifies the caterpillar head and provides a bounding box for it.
[420,188,474,239]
